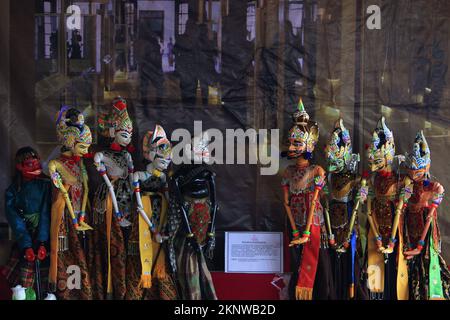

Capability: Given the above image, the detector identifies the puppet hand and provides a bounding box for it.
[37,245,47,261]
[375,239,385,253]
[24,248,35,262]
[205,236,216,260]
[289,236,309,247]
[77,221,94,231]
[328,238,337,247]
[404,248,421,258]
[357,186,369,203]
[382,247,394,254]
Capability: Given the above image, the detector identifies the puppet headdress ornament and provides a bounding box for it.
[142,124,172,162]
[288,98,319,155]
[406,130,431,170]
[325,118,353,165]
[367,116,395,165]
[56,106,92,149]
[98,96,133,138]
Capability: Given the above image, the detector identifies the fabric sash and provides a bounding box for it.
[49,185,68,291]
[296,222,320,300]
[429,221,444,300]
[396,215,408,300]
[139,192,168,288]
[367,228,384,295]
[139,195,153,288]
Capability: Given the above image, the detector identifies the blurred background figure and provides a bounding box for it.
[135,25,164,109]
[174,19,198,106]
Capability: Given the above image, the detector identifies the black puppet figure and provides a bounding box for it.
[167,131,218,300]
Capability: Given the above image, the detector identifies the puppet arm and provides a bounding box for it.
[94,152,130,227]
[405,183,444,258]
[77,161,93,230]
[322,198,336,247]
[340,178,368,251]
[366,189,385,252]
[48,160,86,230]
[133,170,155,231]
[126,151,135,195]
[383,177,413,254]
[290,170,325,246]
[5,187,32,251]
[205,171,217,259]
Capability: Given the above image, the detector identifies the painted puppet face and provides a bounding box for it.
[328,157,345,173]
[193,140,211,163]
[73,142,90,157]
[16,156,42,180]
[367,153,387,172]
[287,137,307,159]
[152,141,172,171]
[115,130,132,147]
[407,164,429,182]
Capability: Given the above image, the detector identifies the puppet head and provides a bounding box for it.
[287,98,319,159]
[325,119,359,173]
[14,146,42,181]
[143,125,172,171]
[405,130,431,182]
[99,97,133,147]
[185,131,211,164]
[366,116,395,172]
[56,107,92,157]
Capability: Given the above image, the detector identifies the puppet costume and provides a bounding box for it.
[89,97,134,300]
[125,125,178,300]
[167,131,218,300]
[48,107,94,300]
[282,99,335,300]
[324,119,368,300]
[365,117,412,300]
[3,147,51,299]
[403,131,450,300]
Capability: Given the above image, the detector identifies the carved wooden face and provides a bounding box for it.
[16,156,42,180]
[407,164,430,182]
[287,137,307,159]
[73,142,90,157]
[114,130,132,147]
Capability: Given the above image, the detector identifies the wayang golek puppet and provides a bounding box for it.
[365,117,413,300]
[3,147,51,300]
[90,97,135,300]
[167,131,218,300]
[281,99,334,300]
[125,125,178,300]
[324,119,368,300]
[48,107,94,299]
[403,131,450,299]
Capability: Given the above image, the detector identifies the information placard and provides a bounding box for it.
[225,232,283,273]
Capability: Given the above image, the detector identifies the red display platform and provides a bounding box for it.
[211,272,280,300]
[0,266,281,300]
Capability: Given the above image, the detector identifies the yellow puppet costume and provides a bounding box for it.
[48,107,93,300]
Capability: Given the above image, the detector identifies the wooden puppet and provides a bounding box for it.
[90,97,135,300]
[365,116,412,300]
[324,119,368,300]
[48,107,94,300]
[282,99,335,300]
[3,147,51,300]
[403,131,450,299]
[167,131,218,300]
[125,125,178,300]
